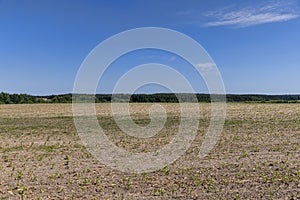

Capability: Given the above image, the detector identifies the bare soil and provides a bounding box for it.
[0,103,299,199]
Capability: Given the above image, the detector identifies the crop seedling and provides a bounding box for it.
[152,188,166,196]
[122,176,132,190]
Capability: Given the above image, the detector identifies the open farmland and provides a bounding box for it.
[0,103,299,199]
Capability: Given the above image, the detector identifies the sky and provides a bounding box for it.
[0,0,300,95]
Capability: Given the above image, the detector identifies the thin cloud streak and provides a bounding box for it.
[196,62,215,68]
[196,62,216,71]
[204,1,299,27]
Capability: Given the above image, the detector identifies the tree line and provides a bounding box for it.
[0,92,300,104]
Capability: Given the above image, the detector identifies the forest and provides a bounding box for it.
[1,92,300,104]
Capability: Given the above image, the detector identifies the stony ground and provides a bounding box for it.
[0,103,299,199]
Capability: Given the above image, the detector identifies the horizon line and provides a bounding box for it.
[2,91,300,96]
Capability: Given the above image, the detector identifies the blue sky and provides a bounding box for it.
[0,0,300,95]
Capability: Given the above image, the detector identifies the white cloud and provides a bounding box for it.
[196,62,215,70]
[204,1,299,27]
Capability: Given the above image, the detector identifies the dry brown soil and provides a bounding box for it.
[0,103,299,199]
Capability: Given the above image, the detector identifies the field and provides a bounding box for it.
[0,103,299,199]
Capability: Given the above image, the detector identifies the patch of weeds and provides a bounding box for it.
[73,144,85,149]
[296,171,300,181]
[3,156,10,162]
[3,145,24,153]
[237,172,245,180]
[94,176,102,185]
[162,166,170,175]
[49,173,63,180]
[281,174,292,184]
[85,168,91,173]
[151,188,166,196]
[269,146,282,152]
[268,190,274,199]
[36,145,59,152]
[190,173,201,186]
[290,192,298,200]
[67,178,73,185]
[17,171,23,180]
[271,172,278,183]
[141,172,149,182]
[132,117,151,126]
[203,176,217,193]
[82,177,92,186]
[239,150,249,158]
[233,193,239,200]
[177,180,185,188]
[225,119,246,125]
